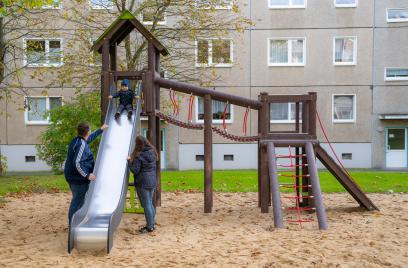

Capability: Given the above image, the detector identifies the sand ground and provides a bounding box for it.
[0,192,407,267]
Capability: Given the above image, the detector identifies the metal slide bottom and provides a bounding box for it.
[68,86,142,253]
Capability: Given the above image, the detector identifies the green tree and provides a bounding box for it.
[36,90,101,173]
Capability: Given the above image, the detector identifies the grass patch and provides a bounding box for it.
[0,170,407,199]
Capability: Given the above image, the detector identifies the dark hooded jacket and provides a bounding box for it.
[128,147,157,189]
[112,79,134,106]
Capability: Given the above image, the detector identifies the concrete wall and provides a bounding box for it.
[0,145,51,171]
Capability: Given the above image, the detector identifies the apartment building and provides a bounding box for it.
[0,0,407,171]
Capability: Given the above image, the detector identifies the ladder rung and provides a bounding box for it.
[286,207,315,212]
[278,174,310,178]
[279,184,312,189]
[277,164,308,168]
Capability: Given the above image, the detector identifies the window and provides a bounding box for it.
[196,39,233,67]
[24,39,63,67]
[269,0,306,9]
[42,0,61,9]
[268,38,305,66]
[342,153,352,160]
[387,9,408,22]
[196,97,233,123]
[270,102,302,123]
[385,68,408,81]
[195,0,233,9]
[90,0,113,9]
[141,10,166,25]
[25,96,62,125]
[195,155,204,161]
[333,95,356,123]
[334,37,357,65]
[25,156,36,162]
[335,0,357,8]
[224,155,234,161]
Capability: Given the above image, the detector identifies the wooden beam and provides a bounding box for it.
[259,93,269,213]
[113,71,143,80]
[101,40,110,123]
[155,77,262,110]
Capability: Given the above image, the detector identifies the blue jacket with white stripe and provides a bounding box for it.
[64,129,102,184]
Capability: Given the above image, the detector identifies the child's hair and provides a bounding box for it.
[129,135,158,162]
[77,122,90,137]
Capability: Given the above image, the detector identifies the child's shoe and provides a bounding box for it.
[127,110,133,119]
[114,112,120,120]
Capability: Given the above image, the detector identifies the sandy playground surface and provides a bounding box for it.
[0,192,408,267]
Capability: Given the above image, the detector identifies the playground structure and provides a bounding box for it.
[69,11,378,254]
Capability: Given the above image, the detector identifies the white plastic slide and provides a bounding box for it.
[68,84,142,253]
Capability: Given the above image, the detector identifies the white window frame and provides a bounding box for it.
[42,0,62,9]
[23,38,64,67]
[334,0,358,8]
[332,94,356,123]
[386,8,408,23]
[270,102,303,124]
[195,39,234,68]
[195,0,234,10]
[384,67,408,81]
[89,0,113,10]
[140,13,167,26]
[333,36,357,66]
[195,97,234,124]
[24,96,63,125]
[268,0,306,9]
[267,37,306,67]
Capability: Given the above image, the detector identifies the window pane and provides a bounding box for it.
[270,0,290,5]
[270,40,288,64]
[197,98,231,121]
[388,9,408,21]
[386,68,408,79]
[197,98,204,120]
[212,100,231,120]
[90,0,112,8]
[291,0,305,5]
[212,40,231,65]
[335,38,355,63]
[49,40,62,64]
[197,40,209,64]
[336,0,356,4]
[334,95,354,120]
[28,98,47,121]
[388,129,406,150]
[291,39,304,64]
[270,103,289,121]
[26,40,46,64]
[50,97,62,110]
[289,103,302,120]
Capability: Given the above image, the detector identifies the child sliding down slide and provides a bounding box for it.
[109,79,136,120]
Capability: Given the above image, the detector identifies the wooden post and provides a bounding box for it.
[109,43,117,71]
[257,113,261,207]
[204,94,213,213]
[308,92,317,138]
[155,49,162,207]
[259,92,269,213]
[101,40,110,123]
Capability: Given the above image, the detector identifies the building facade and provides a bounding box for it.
[1,0,407,171]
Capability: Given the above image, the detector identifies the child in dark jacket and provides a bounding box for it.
[128,135,158,233]
[109,79,135,120]
[64,122,108,224]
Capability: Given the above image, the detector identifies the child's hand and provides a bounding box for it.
[108,95,113,99]
[101,124,108,130]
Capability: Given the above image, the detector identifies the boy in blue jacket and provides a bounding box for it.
[109,79,135,120]
[64,122,108,224]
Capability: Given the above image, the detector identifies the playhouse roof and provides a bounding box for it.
[91,10,169,56]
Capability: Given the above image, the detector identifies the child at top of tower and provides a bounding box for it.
[109,79,135,120]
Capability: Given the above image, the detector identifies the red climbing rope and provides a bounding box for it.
[243,106,250,135]
[169,89,179,117]
[222,101,229,131]
[316,111,352,177]
[188,94,194,122]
